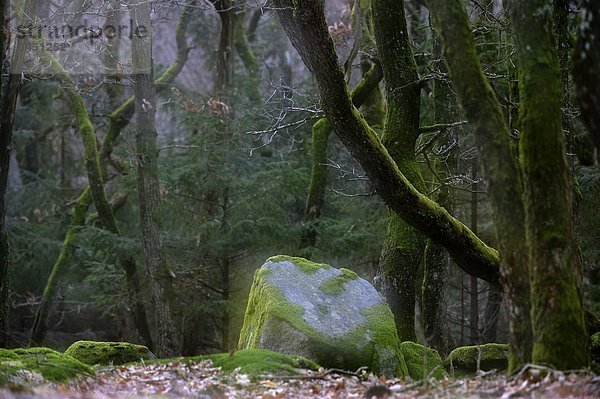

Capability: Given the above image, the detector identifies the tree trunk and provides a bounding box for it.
[425,0,531,371]
[30,189,92,345]
[132,3,179,358]
[508,0,589,369]
[470,159,479,345]
[574,0,600,153]
[421,37,456,356]
[480,285,502,342]
[371,0,427,342]
[1,0,29,345]
[210,0,235,97]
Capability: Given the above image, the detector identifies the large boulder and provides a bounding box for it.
[238,255,408,377]
[446,343,509,375]
[65,341,154,365]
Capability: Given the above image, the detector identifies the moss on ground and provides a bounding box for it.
[204,349,320,374]
[0,347,94,386]
[446,344,509,375]
[400,341,446,380]
[319,268,359,296]
[65,341,153,366]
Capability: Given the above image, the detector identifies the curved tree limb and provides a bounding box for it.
[273,0,501,287]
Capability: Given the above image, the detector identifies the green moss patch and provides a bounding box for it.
[400,341,446,380]
[446,344,509,375]
[267,255,331,274]
[319,268,358,296]
[204,349,320,374]
[0,347,94,386]
[64,341,153,366]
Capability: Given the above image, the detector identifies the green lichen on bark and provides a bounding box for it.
[508,0,589,369]
[64,341,153,366]
[0,347,94,386]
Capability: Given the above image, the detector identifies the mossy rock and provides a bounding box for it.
[0,347,94,386]
[238,255,407,377]
[64,341,154,366]
[446,343,509,375]
[400,341,446,380]
[204,349,320,374]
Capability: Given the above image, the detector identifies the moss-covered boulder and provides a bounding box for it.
[65,341,154,366]
[0,347,93,386]
[446,343,509,375]
[238,255,407,377]
[400,341,446,380]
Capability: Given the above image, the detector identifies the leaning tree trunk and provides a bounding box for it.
[273,0,502,287]
[371,0,427,342]
[425,0,531,372]
[132,4,179,357]
[508,0,589,369]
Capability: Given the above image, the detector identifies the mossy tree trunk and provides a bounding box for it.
[233,6,261,103]
[132,3,179,357]
[508,0,589,369]
[30,189,92,346]
[300,63,383,253]
[371,0,427,342]
[425,0,532,371]
[273,0,501,287]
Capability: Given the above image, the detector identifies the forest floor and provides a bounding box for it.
[0,359,599,398]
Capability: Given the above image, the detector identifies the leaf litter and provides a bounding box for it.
[0,360,598,398]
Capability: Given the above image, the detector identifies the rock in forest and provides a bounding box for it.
[0,347,93,386]
[400,341,446,380]
[445,343,509,374]
[238,255,408,377]
[65,341,154,366]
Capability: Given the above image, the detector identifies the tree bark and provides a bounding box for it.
[210,0,235,97]
[273,0,502,289]
[508,0,589,369]
[425,0,531,371]
[132,3,178,357]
